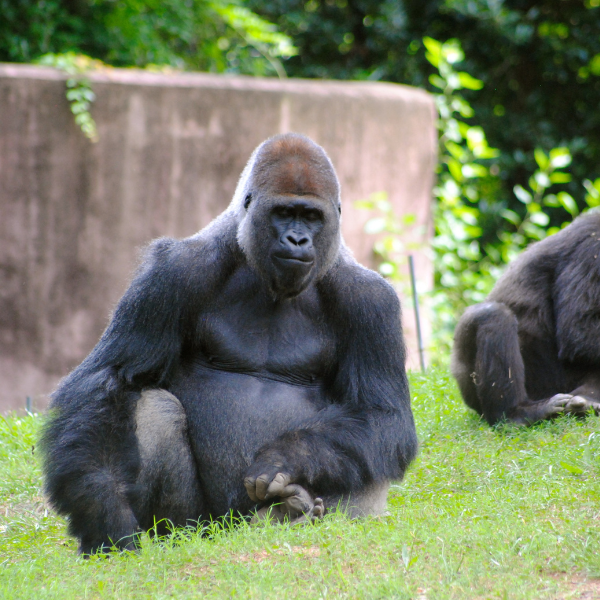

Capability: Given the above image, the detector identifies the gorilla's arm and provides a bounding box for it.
[555,233,600,365]
[41,237,204,552]
[246,268,418,498]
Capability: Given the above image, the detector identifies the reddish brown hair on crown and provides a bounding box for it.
[250,133,340,204]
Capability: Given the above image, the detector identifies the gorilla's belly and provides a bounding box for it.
[169,364,325,516]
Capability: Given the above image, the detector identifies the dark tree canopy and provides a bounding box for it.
[0,0,295,76]
[249,0,600,214]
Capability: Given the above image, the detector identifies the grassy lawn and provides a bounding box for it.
[1,369,599,599]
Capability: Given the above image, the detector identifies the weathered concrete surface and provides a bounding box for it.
[0,63,436,413]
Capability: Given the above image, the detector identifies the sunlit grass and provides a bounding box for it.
[1,369,599,599]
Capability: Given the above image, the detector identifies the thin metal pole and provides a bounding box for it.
[26,396,32,414]
[408,255,425,372]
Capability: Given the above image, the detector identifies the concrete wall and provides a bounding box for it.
[0,63,436,413]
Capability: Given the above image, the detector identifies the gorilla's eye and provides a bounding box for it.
[274,206,292,218]
[304,210,322,223]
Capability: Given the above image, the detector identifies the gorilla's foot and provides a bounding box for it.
[78,530,141,557]
[286,496,324,525]
[546,394,600,417]
[249,472,325,524]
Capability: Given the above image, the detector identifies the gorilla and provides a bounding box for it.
[452,211,600,426]
[41,133,418,554]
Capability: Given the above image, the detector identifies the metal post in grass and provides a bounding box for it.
[26,396,32,415]
[408,254,425,372]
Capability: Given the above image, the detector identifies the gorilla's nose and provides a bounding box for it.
[284,232,310,248]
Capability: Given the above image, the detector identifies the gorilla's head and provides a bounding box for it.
[235,134,342,299]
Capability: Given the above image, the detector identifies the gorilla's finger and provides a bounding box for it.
[254,473,273,500]
[567,396,587,410]
[311,498,325,519]
[265,472,291,499]
[244,477,259,502]
[281,484,314,514]
[549,393,573,406]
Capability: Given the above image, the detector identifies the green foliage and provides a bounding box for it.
[2,373,600,598]
[354,192,422,294]
[250,0,600,238]
[356,38,598,364]
[425,38,500,360]
[37,53,102,142]
[427,38,600,362]
[0,1,296,77]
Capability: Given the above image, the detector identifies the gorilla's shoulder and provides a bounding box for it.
[322,251,400,317]
[138,213,239,285]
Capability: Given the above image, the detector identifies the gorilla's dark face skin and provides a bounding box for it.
[243,194,336,298]
[40,133,417,556]
[268,198,323,294]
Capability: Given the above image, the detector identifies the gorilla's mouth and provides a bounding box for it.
[273,254,314,265]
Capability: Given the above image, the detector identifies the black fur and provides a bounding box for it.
[41,133,418,553]
[452,211,600,426]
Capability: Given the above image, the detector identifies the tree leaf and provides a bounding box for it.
[558,192,578,216]
[549,147,572,168]
[534,148,549,170]
[457,71,484,90]
[514,185,532,204]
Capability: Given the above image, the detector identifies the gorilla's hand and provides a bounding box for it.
[547,393,600,416]
[244,467,294,502]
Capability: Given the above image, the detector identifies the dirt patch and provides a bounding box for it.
[548,573,600,599]
[0,496,52,532]
[238,545,321,563]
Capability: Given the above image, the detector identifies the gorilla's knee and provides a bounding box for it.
[135,389,188,456]
[330,481,389,518]
[134,390,203,530]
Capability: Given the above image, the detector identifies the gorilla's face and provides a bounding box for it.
[236,134,342,299]
[240,192,339,299]
[268,197,326,296]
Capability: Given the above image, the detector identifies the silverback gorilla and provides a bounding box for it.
[41,133,418,554]
[452,211,600,426]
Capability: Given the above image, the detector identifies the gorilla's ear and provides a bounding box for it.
[244,193,253,210]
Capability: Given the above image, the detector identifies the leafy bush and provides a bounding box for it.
[0,0,295,77]
[359,38,600,365]
[426,37,600,362]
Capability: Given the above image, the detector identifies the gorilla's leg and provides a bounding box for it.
[452,303,596,425]
[324,481,389,519]
[133,390,204,536]
[452,302,529,425]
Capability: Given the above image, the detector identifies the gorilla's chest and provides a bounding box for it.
[194,296,334,384]
[171,294,334,515]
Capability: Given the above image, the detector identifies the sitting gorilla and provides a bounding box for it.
[41,133,418,554]
[452,211,600,426]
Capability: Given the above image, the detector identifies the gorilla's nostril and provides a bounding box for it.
[286,234,309,247]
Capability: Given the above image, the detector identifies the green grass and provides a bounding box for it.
[1,370,599,599]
